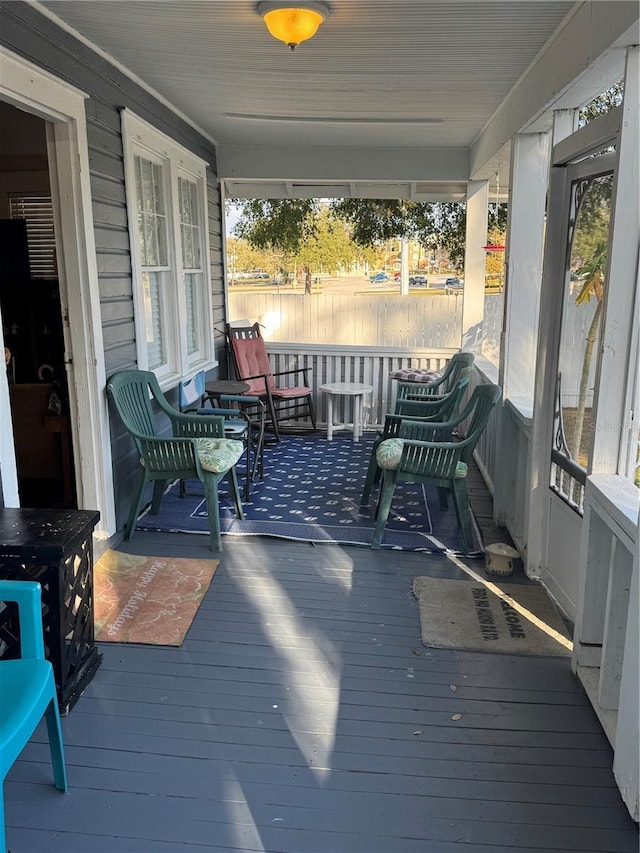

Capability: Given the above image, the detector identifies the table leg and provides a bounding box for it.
[353,393,362,442]
[326,394,334,440]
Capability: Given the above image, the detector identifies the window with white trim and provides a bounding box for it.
[123,110,214,387]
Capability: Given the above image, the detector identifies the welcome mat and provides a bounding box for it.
[412,576,571,656]
[93,550,218,646]
[135,433,484,555]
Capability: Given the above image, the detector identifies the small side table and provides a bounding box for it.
[204,380,250,405]
[320,382,373,442]
[0,508,102,713]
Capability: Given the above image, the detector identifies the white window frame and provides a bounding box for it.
[122,109,215,389]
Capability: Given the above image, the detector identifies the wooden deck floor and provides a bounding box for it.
[6,529,639,852]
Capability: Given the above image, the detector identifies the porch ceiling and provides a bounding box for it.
[38,1,636,198]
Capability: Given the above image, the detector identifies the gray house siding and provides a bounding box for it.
[1,2,225,529]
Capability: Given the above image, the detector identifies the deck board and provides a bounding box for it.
[5,534,639,852]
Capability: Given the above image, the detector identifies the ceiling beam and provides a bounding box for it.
[218,144,469,183]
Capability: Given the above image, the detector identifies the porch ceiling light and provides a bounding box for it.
[257,1,330,51]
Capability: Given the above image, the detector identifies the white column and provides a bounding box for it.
[493,132,552,528]
[461,181,489,351]
[525,109,579,578]
[591,46,640,475]
[400,237,409,296]
[499,133,552,401]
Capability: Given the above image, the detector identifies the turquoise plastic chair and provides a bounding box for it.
[0,580,68,852]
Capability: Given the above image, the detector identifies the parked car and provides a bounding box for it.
[444,276,463,293]
[370,272,389,283]
[410,275,427,287]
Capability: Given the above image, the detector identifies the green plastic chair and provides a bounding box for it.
[106,369,244,551]
[395,352,475,401]
[0,580,67,853]
[371,383,502,552]
[360,375,470,506]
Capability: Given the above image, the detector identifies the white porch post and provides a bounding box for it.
[525,109,580,578]
[591,46,640,475]
[499,132,552,400]
[462,180,488,351]
[493,132,552,527]
[400,237,409,296]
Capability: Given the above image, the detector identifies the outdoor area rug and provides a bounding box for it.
[93,549,218,645]
[413,576,572,656]
[135,433,484,555]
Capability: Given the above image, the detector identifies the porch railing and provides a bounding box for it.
[264,342,459,428]
[572,474,639,821]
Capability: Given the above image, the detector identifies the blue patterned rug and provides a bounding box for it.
[136,432,483,555]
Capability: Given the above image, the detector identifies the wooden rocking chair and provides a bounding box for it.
[226,323,316,441]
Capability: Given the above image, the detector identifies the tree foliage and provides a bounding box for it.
[228,196,508,280]
[578,81,624,127]
[233,199,320,255]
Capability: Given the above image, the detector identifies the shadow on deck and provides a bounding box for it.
[5,468,639,852]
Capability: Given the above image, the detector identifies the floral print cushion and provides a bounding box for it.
[389,368,443,383]
[195,437,244,473]
[376,438,468,478]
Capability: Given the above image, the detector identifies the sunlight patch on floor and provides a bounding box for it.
[241,570,342,781]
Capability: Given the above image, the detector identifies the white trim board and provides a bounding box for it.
[0,47,116,538]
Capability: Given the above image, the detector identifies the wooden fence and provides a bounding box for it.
[228,292,463,349]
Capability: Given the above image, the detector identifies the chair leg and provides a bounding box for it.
[125,472,147,540]
[452,478,474,552]
[308,395,317,430]
[265,392,281,441]
[150,480,167,514]
[227,466,244,520]
[45,696,68,792]
[360,448,380,506]
[202,475,222,552]
[436,486,450,510]
[372,474,397,549]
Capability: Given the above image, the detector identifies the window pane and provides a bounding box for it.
[184,272,199,355]
[178,177,201,270]
[142,271,165,369]
[135,156,167,266]
[554,173,613,486]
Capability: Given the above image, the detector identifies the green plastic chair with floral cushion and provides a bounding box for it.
[106,369,244,551]
[360,375,470,506]
[370,383,502,552]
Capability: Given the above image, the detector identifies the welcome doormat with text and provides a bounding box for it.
[93,550,218,646]
[413,576,571,656]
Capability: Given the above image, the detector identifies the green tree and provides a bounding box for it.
[295,208,356,278]
[332,199,507,272]
[229,197,508,285]
[232,199,320,294]
[571,242,607,464]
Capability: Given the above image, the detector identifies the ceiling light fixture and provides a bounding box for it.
[257,1,330,51]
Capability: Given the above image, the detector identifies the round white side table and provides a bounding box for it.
[320,382,373,442]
